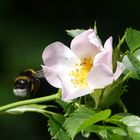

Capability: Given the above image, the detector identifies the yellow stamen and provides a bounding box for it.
[69,58,93,88]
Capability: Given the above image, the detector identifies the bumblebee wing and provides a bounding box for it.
[36,70,45,78]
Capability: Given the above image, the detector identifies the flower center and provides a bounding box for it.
[69,58,93,88]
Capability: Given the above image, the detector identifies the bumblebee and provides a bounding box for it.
[13,69,44,99]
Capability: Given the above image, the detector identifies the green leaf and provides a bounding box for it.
[127,53,140,74]
[64,106,95,139]
[109,114,140,140]
[64,106,111,139]
[112,46,120,72]
[48,113,71,140]
[125,28,140,52]
[120,115,140,140]
[91,89,103,108]
[122,55,140,79]
[86,125,128,140]
[55,99,70,111]
[112,33,125,72]
[5,104,49,116]
[79,109,111,130]
[133,48,140,62]
[92,79,126,109]
[55,100,76,116]
[66,29,85,38]
[109,113,130,127]
[122,52,140,80]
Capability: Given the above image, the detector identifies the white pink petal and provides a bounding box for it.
[71,29,102,60]
[42,29,125,101]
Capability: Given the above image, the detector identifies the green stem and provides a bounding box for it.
[122,71,132,82]
[39,110,56,117]
[119,100,128,113]
[117,32,126,50]
[0,92,61,112]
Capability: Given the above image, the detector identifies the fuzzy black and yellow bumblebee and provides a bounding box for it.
[13,69,44,99]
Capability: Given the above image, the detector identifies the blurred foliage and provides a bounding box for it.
[0,1,64,139]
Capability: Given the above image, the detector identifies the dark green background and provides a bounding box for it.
[0,0,140,140]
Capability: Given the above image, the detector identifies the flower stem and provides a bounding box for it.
[117,32,126,50]
[119,99,128,113]
[0,92,61,113]
[122,71,132,82]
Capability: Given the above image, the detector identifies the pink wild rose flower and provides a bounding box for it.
[42,29,125,101]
